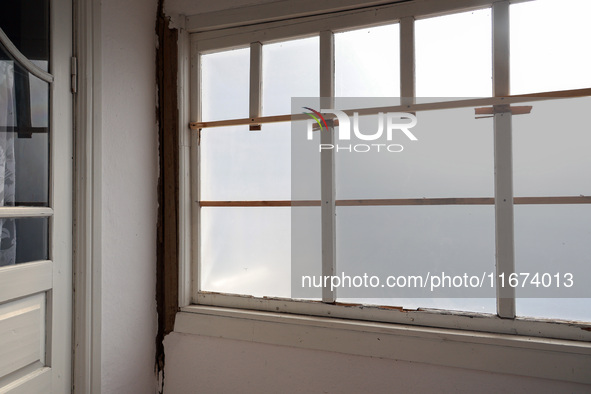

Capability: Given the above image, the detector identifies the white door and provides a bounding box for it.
[0,0,73,392]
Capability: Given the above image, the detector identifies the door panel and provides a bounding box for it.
[0,294,46,379]
[0,0,72,392]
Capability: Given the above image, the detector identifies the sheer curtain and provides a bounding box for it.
[0,59,17,266]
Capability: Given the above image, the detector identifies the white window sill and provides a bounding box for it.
[175,305,591,385]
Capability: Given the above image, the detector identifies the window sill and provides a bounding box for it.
[175,305,591,385]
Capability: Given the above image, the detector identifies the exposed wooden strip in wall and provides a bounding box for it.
[156,2,179,383]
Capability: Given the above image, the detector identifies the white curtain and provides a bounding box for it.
[0,60,17,266]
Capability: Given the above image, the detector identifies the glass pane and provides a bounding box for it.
[200,125,290,201]
[335,24,400,97]
[1,46,50,207]
[0,217,48,266]
[515,205,591,322]
[0,0,50,62]
[513,97,591,197]
[291,206,321,300]
[335,106,494,199]
[262,37,319,116]
[201,207,290,298]
[510,0,591,94]
[416,9,492,97]
[290,115,321,202]
[335,205,496,313]
[201,47,249,121]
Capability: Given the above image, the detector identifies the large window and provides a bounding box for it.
[187,0,591,340]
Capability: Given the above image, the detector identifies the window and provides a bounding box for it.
[186,0,591,341]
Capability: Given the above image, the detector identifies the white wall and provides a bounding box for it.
[100,0,158,392]
[163,333,590,394]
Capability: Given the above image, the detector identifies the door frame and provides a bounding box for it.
[72,0,102,392]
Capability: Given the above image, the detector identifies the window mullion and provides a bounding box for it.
[400,16,415,102]
[191,39,201,302]
[320,30,336,303]
[492,0,515,318]
[249,42,263,130]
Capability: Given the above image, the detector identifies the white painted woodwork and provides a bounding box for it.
[178,21,193,308]
[72,0,103,391]
[0,208,53,219]
[319,30,335,303]
[186,0,407,32]
[249,42,263,131]
[0,367,51,394]
[0,262,52,304]
[175,307,591,385]
[0,294,46,380]
[399,16,415,102]
[185,0,534,34]
[0,0,73,391]
[191,0,534,51]
[492,1,515,318]
[0,29,54,83]
[192,294,591,342]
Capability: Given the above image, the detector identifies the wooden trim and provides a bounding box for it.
[338,198,494,206]
[199,196,591,207]
[475,105,532,116]
[200,201,318,207]
[514,196,591,205]
[190,88,591,130]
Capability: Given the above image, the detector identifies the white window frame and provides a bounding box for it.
[175,0,591,384]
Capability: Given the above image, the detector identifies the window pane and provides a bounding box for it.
[335,24,400,97]
[1,49,50,207]
[263,37,319,116]
[0,0,50,62]
[290,116,321,202]
[0,217,48,266]
[335,107,494,199]
[15,133,49,206]
[16,69,49,206]
[201,207,290,298]
[201,47,249,121]
[510,0,591,94]
[335,205,496,313]
[416,9,492,97]
[200,125,290,201]
[515,205,591,322]
[291,206,321,300]
[513,97,591,197]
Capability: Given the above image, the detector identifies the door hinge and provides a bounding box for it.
[71,57,78,94]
